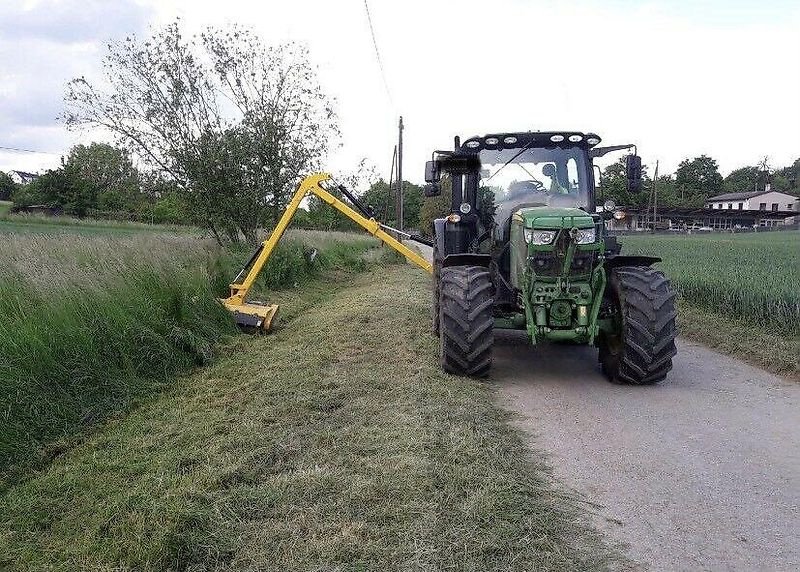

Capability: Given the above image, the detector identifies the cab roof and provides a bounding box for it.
[461,131,602,152]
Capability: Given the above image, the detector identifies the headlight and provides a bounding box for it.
[524,229,556,245]
[574,228,596,244]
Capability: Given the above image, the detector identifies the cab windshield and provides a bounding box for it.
[478,146,590,225]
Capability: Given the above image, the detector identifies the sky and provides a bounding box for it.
[1,0,798,183]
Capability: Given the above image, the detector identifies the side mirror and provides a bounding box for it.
[625,154,642,193]
[424,160,440,184]
[423,183,441,197]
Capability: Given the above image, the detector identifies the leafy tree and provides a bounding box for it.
[597,157,649,208]
[0,171,17,201]
[723,166,761,194]
[674,155,723,202]
[64,143,140,212]
[418,178,452,238]
[24,167,93,216]
[65,22,337,244]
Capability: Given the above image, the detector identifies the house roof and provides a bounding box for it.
[706,191,767,201]
[623,206,797,219]
[11,170,38,178]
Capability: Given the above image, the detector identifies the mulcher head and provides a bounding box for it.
[221,299,279,334]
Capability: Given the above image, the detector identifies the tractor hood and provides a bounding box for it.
[515,206,595,230]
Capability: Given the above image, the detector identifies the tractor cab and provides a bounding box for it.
[469,133,596,244]
[425,131,640,258]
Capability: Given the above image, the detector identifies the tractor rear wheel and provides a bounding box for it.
[439,265,494,377]
[599,266,677,385]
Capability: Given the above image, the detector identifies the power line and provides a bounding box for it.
[0,145,60,155]
[363,0,394,107]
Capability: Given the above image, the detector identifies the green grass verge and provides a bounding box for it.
[0,213,196,236]
[677,301,800,380]
[0,229,383,486]
[0,265,625,571]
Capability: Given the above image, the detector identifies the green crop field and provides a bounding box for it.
[621,231,800,336]
[0,212,195,236]
[620,231,800,377]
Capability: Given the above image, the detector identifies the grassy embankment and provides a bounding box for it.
[622,231,800,378]
[0,262,624,571]
[0,212,193,236]
[0,224,379,486]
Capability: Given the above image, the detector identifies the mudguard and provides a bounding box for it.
[442,253,492,268]
[604,254,662,268]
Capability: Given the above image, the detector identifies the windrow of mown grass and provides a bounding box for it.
[0,227,382,485]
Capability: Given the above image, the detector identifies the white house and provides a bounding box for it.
[8,170,39,185]
[705,185,798,212]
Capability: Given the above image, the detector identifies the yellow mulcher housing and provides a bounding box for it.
[220,173,432,332]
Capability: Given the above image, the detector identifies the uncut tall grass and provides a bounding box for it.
[622,231,800,337]
[0,233,237,478]
[0,227,381,480]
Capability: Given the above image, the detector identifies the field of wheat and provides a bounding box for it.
[621,231,800,337]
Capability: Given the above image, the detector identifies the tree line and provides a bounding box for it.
[599,154,800,209]
[3,20,796,240]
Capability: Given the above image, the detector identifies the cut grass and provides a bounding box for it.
[0,265,626,571]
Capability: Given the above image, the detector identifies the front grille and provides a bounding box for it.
[530,232,596,278]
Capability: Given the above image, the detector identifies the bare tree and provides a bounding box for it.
[64,22,338,244]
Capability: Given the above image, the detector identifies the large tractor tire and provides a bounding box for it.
[432,244,441,336]
[439,265,494,377]
[598,266,677,385]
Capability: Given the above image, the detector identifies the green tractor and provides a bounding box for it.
[425,131,677,383]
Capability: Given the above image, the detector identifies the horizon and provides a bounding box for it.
[1,0,798,182]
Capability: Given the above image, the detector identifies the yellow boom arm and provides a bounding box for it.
[220,172,432,332]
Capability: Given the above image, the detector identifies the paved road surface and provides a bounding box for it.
[410,242,799,571]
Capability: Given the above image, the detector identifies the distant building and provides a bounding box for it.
[607,206,796,232]
[705,185,798,212]
[8,170,39,185]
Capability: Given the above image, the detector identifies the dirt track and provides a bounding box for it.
[411,242,800,571]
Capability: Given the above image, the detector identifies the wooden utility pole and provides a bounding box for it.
[652,160,659,232]
[397,116,404,231]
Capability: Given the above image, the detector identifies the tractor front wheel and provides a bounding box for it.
[439,265,494,377]
[598,266,677,385]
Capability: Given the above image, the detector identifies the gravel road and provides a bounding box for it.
[410,242,800,571]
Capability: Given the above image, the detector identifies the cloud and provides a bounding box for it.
[3,0,799,178]
[0,0,150,44]
[0,0,152,172]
